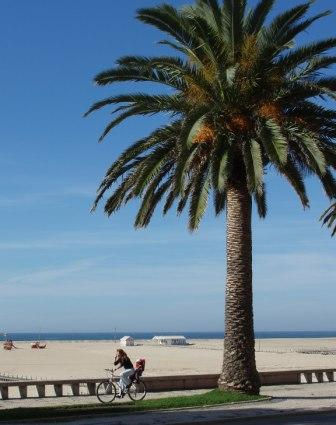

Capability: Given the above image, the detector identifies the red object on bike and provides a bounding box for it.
[134,358,146,375]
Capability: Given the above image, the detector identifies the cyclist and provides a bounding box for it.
[113,349,134,397]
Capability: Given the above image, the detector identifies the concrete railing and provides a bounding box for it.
[260,369,336,385]
[1,369,335,400]
[0,378,100,400]
[0,373,38,382]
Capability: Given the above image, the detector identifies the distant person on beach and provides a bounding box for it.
[3,339,17,350]
[113,348,134,397]
[31,341,47,349]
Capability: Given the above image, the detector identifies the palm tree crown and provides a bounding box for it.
[86,0,336,228]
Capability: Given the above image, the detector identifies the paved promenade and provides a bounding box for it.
[1,383,336,424]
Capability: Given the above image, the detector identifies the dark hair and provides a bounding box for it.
[116,348,127,358]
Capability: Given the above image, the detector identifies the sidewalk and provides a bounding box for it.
[1,383,336,424]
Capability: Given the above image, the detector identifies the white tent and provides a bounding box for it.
[120,336,134,346]
[152,335,187,345]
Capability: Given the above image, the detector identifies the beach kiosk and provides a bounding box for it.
[120,336,134,347]
[152,335,187,345]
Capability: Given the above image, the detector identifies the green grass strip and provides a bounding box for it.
[0,390,266,422]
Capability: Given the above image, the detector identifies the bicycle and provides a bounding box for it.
[96,368,147,404]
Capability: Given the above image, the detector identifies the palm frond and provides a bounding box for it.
[88,95,187,141]
[179,107,210,148]
[174,145,199,194]
[115,56,214,95]
[243,139,264,194]
[136,4,193,45]
[299,133,326,175]
[253,184,267,218]
[185,14,225,71]
[133,141,175,195]
[211,138,231,192]
[98,106,148,142]
[214,189,226,215]
[259,119,288,166]
[276,38,336,72]
[99,122,180,184]
[322,143,336,170]
[300,56,336,77]
[194,0,223,33]
[92,64,185,91]
[188,162,212,230]
[277,11,331,51]
[280,158,309,207]
[223,0,247,57]
[244,0,275,35]
[259,2,312,56]
[320,202,336,236]
[163,188,178,214]
[135,177,173,228]
[318,169,336,199]
[177,181,193,215]
[103,171,139,216]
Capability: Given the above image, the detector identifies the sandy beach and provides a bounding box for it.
[1,338,336,381]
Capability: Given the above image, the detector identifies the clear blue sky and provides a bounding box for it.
[0,0,335,333]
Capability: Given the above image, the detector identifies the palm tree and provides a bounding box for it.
[86,0,336,394]
[321,202,336,236]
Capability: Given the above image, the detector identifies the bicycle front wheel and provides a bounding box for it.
[128,380,147,401]
[96,380,117,404]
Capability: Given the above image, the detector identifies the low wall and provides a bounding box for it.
[0,368,335,400]
[145,369,336,390]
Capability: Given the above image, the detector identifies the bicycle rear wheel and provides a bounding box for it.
[96,380,117,403]
[128,380,147,401]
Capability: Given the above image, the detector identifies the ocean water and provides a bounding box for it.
[2,331,336,342]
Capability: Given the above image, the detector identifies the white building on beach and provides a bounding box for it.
[152,335,187,346]
[120,336,134,346]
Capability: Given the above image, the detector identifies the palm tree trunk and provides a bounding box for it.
[218,182,260,394]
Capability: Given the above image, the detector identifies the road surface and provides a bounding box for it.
[183,411,336,425]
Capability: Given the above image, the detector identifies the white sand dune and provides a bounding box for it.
[1,338,336,380]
